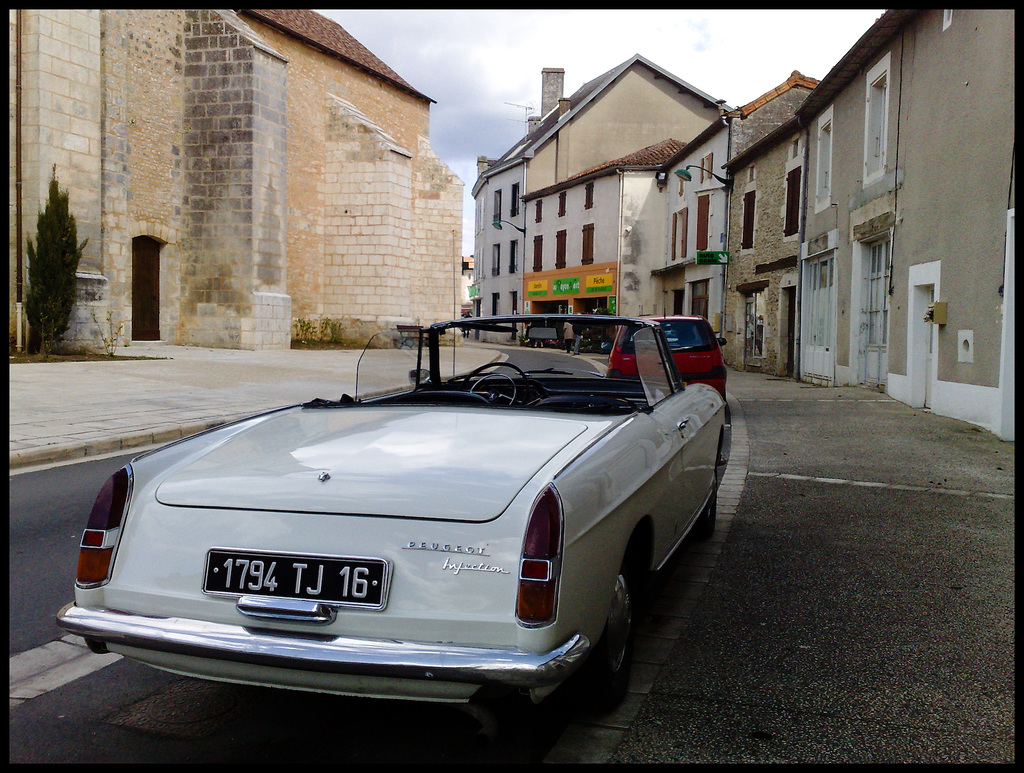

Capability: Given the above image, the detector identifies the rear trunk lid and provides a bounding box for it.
[155,406,596,522]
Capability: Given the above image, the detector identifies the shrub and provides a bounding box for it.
[25,167,88,357]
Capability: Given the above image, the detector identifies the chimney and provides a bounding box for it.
[541,67,564,117]
[558,98,571,116]
[527,115,540,134]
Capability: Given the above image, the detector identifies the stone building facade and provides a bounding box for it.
[9,9,462,351]
[722,120,804,377]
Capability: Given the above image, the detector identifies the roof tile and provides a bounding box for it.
[239,9,431,102]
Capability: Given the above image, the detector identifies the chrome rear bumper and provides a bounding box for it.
[56,603,590,690]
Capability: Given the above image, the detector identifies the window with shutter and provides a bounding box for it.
[680,207,689,258]
[741,190,756,249]
[671,212,678,261]
[535,200,543,223]
[533,235,544,271]
[696,194,710,251]
[555,230,567,269]
[558,191,566,217]
[691,279,709,319]
[702,153,714,183]
[581,224,595,265]
[784,167,801,236]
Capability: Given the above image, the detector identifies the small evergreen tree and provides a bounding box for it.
[25,166,88,357]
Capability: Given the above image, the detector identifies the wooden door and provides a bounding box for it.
[132,236,160,341]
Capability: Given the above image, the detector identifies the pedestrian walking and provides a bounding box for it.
[563,322,575,353]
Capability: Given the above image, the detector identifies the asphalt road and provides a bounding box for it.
[609,390,1014,763]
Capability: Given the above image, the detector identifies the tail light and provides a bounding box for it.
[516,486,563,626]
[76,465,133,587]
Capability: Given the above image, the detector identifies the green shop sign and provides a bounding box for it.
[695,250,729,265]
[553,277,580,295]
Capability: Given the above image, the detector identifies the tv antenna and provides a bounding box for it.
[505,101,535,135]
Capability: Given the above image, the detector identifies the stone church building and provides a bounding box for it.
[9,9,463,351]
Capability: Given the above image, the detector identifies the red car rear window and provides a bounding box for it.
[659,319,714,352]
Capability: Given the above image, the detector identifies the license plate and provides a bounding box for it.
[204,549,389,609]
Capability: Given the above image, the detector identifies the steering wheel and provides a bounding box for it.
[462,361,548,404]
[469,372,518,404]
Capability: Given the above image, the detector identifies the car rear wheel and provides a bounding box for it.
[584,563,636,709]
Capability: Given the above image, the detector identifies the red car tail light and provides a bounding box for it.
[516,486,563,626]
[76,465,133,587]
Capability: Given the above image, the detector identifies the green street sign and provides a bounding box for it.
[696,250,729,265]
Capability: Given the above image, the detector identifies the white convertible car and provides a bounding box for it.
[58,315,725,709]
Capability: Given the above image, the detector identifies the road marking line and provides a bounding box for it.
[747,471,1012,499]
[10,634,121,705]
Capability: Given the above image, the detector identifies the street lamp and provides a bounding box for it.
[492,219,527,235]
[675,165,732,186]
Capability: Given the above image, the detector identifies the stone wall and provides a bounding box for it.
[10,10,103,349]
[242,15,463,338]
[724,131,801,376]
[11,9,461,352]
[180,10,289,349]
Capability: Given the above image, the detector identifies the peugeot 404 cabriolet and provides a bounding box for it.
[58,315,726,709]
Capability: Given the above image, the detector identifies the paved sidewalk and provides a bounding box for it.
[9,341,500,469]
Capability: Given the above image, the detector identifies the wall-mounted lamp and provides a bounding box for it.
[675,165,732,186]
[492,219,527,235]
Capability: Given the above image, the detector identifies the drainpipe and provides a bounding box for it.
[720,114,731,336]
[616,171,624,315]
[795,113,811,381]
[15,9,24,351]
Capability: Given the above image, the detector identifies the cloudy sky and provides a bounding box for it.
[316,9,884,256]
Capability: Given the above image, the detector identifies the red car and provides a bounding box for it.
[608,315,727,398]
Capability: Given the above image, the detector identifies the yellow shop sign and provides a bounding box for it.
[527,279,549,297]
[585,274,614,294]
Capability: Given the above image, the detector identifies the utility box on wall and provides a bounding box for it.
[925,301,947,325]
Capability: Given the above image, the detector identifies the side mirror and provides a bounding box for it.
[409,368,430,386]
[718,337,727,347]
